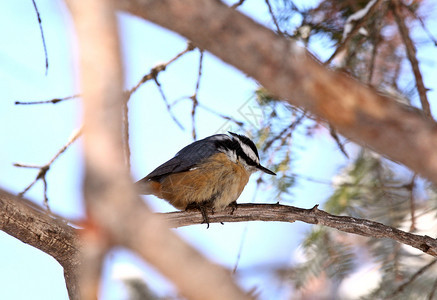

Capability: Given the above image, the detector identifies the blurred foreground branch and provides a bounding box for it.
[66,0,250,299]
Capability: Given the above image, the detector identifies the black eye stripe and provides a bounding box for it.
[228,132,259,159]
[215,139,258,166]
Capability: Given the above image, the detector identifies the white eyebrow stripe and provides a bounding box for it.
[234,136,259,164]
[211,134,231,141]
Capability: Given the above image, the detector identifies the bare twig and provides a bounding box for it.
[194,49,204,95]
[14,127,82,204]
[329,124,349,158]
[265,0,282,35]
[197,102,244,127]
[122,93,131,170]
[15,44,195,106]
[232,183,260,275]
[127,42,196,96]
[407,173,417,232]
[31,0,49,75]
[392,1,431,117]
[325,0,384,65]
[189,49,204,139]
[403,3,437,47]
[386,259,437,299]
[367,35,381,84]
[367,5,387,85]
[263,113,305,151]
[153,74,184,130]
[231,0,246,9]
[232,224,249,274]
[15,94,79,105]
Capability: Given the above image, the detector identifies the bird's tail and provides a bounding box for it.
[135,178,161,196]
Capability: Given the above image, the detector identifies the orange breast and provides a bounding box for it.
[155,153,250,210]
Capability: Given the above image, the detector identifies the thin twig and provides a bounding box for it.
[127,42,196,96]
[392,1,431,117]
[31,0,49,75]
[367,5,386,85]
[153,75,184,130]
[16,44,195,105]
[197,102,244,127]
[14,127,82,203]
[265,0,283,35]
[231,0,245,9]
[233,224,248,274]
[402,3,437,47]
[190,95,198,140]
[329,124,349,158]
[386,259,437,299]
[232,183,260,274]
[263,114,305,151]
[189,49,204,140]
[15,94,79,105]
[325,0,384,65]
[408,173,417,231]
[367,36,380,85]
[122,93,131,170]
[194,49,204,94]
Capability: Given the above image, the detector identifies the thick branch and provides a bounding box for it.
[0,190,80,299]
[164,204,437,257]
[117,0,437,185]
[66,0,251,299]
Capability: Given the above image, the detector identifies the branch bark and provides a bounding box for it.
[0,190,80,299]
[117,0,437,185]
[164,204,437,257]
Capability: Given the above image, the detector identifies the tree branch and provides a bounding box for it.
[2,188,437,300]
[117,0,437,185]
[392,0,431,117]
[164,204,437,257]
[0,189,80,299]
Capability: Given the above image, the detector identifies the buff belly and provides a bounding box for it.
[151,153,250,210]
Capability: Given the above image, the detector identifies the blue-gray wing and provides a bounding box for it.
[140,134,229,182]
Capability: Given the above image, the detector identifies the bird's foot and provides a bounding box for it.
[229,201,238,215]
[186,202,211,228]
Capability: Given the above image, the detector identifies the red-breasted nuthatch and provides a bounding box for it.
[136,132,276,226]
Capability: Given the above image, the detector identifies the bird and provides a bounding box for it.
[136,132,276,226]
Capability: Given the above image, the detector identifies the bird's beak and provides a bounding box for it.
[257,164,276,175]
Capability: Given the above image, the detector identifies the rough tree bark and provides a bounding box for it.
[0,190,80,298]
